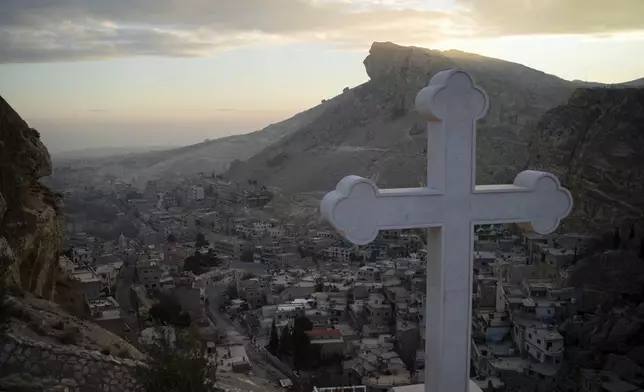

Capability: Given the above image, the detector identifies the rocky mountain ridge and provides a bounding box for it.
[527,87,644,235]
[226,41,575,192]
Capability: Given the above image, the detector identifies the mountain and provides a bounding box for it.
[55,98,346,185]
[51,145,173,161]
[572,77,644,88]
[622,77,644,88]
[526,87,644,235]
[226,42,575,192]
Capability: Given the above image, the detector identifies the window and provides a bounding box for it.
[528,333,532,339]
[546,342,552,349]
[537,339,541,345]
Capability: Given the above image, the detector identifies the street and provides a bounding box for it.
[206,282,289,383]
[114,261,140,344]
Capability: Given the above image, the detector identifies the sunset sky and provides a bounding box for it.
[1,0,643,152]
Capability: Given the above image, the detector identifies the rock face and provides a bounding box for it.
[562,251,644,375]
[227,41,574,192]
[0,96,64,299]
[527,88,644,234]
[0,333,142,392]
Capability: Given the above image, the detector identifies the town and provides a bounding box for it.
[49,167,633,392]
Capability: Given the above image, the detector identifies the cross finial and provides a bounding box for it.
[416,69,489,122]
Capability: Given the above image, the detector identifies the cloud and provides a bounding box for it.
[1,0,643,63]
[461,0,644,36]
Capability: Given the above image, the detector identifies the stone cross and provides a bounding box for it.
[320,69,572,392]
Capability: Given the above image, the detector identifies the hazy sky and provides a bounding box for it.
[1,0,644,153]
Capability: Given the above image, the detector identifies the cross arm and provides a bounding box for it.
[320,175,446,245]
[470,170,573,234]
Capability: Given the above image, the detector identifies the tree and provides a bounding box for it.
[279,325,291,357]
[149,295,191,328]
[314,282,324,292]
[183,255,207,275]
[195,233,208,249]
[227,282,239,300]
[613,227,621,250]
[269,321,279,355]
[240,249,254,263]
[135,329,217,392]
[291,316,315,368]
[167,233,177,243]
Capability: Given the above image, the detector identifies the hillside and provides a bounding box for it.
[226,41,575,192]
[526,87,644,235]
[54,96,347,186]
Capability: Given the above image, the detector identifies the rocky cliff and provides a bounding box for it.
[562,251,644,380]
[227,41,574,192]
[0,96,64,299]
[527,88,644,235]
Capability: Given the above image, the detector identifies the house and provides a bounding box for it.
[325,247,353,262]
[189,185,205,201]
[70,267,103,300]
[306,329,344,359]
[357,266,380,282]
[363,293,393,327]
[279,282,316,302]
[89,297,126,337]
[216,344,252,373]
[211,236,252,258]
[524,327,564,366]
[136,259,162,290]
[238,278,265,309]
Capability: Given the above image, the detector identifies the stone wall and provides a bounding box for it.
[0,334,145,392]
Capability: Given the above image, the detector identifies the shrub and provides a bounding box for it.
[135,330,217,392]
[60,327,79,345]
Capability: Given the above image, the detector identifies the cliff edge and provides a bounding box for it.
[0,96,64,300]
[527,87,644,235]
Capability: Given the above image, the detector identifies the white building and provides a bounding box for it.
[189,185,205,201]
[325,247,352,262]
[524,327,564,365]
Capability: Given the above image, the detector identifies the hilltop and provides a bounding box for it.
[225,42,575,192]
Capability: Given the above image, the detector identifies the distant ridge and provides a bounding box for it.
[225,41,576,192]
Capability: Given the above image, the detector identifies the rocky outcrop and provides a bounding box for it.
[227,41,574,192]
[562,251,644,376]
[0,95,64,299]
[527,88,644,235]
[566,250,644,303]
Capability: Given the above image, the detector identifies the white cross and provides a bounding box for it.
[320,69,572,392]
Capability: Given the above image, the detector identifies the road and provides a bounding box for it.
[206,282,289,383]
[114,261,140,344]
